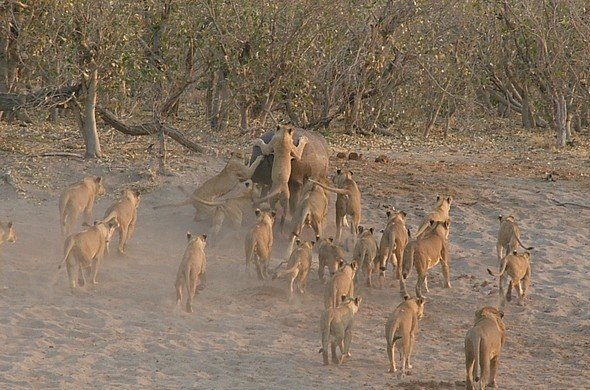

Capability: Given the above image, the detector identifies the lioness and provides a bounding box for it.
[190,181,262,240]
[496,215,533,264]
[324,261,358,309]
[487,251,532,306]
[244,209,276,280]
[310,169,361,242]
[465,306,506,390]
[378,210,410,284]
[287,180,328,253]
[401,220,450,299]
[0,220,16,247]
[415,195,452,238]
[273,238,313,301]
[254,124,309,230]
[154,152,264,221]
[175,232,208,313]
[102,189,141,254]
[316,236,346,282]
[319,296,362,365]
[59,176,106,237]
[58,219,118,289]
[352,226,379,287]
[385,296,425,375]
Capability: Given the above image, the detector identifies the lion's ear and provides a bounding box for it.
[417,298,425,305]
[436,195,440,202]
[186,232,192,241]
[276,124,281,131]
[447,196,452,203]
[512,250,518,255]
[341,295,347,302]
[328,237,334,243]
[429,220,435,226]
[499,310,505,318]
[386,210,392,217]
[401,211,407,217]
[7,221,12,228]
[369,227,374,234]
[271,211,277,218]
[95,176,102,183]
[336,168,342,175]
[202,234,207,241]
[255,208,261,216]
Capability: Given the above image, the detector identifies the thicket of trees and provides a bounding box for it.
[1,0,588,158]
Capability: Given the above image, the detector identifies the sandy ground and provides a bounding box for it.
[1,135,589,389]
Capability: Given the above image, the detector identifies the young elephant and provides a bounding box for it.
[320,296,362,365]
[465,307,506,390]
[385,296,425,376]
[175,233,208,313]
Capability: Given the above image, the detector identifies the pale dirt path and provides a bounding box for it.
[0,149,588,389]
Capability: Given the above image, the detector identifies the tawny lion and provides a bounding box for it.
[401,220,450,299]
[273,238,313,301]
[324,261,358,309]
[154,152,264,221]
[487,251,532,306]
[352,226,379,287]
[244,209,276,280]
[319,296,362,365]
[415,195,452,238]
[175,232,208,313]
[496,215,533,264]
[254,124,309,230]
[102,189,141,254]
[287,180,328,253]
[465,306,506,390]
[58,219,118,289]
[59,176,106,237]
[385,296,425,375]
[0,220,16,248]
[310,169,361,242]
[378,210,410,284]
[315,236,346,282]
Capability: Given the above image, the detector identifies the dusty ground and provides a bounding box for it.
[0,119,589,389]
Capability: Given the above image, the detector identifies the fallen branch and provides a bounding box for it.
[97,107,207,154]
[39,152,85,159]
[550,198,590,210]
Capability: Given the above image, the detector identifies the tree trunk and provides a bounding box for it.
[553,95,567,148]
[424,87,447,138]
[82,68,102,158]
[521,84,534,129]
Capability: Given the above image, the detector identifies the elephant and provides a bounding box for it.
[250,127,330,228]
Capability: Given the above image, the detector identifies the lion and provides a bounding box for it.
[377,210,410,284]
[189,181,263,240]
[465,306,506,390]
[59,176,106,237]
[401,220,450,299]
[253,124,309,230]
[272,238,313,301]
[310,169,361,242]
[415,195,452,238]
[385,296,425,375]
[244,209,276,280]
[153,152,264,221]
[496,215,534,264]
[0,220,16,247]
[58,219,118,289]
[174,232,208,313]
[351,226,379,287]
[102,189,141,254]
[319,296,362,365]
[324,261,358,309]
[487,251,532,306]
[287,180,328,253]
[315,236,346,282]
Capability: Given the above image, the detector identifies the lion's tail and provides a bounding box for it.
[58,237,75,270]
